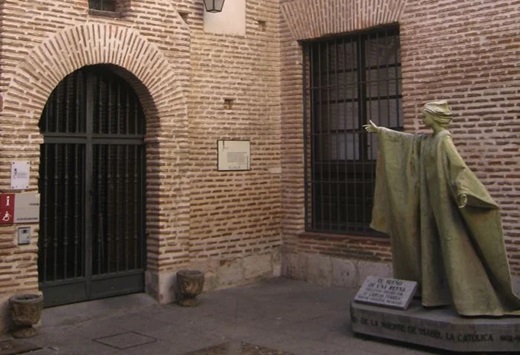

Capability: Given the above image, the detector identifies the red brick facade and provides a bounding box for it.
[0,0,519,333]
[0,0,281,332]
[280,0,520,283]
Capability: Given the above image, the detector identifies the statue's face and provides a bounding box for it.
[422,111,434,128]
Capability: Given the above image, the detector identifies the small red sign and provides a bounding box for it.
[0,193,15,224]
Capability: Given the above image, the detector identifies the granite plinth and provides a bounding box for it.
[350,300,520,352]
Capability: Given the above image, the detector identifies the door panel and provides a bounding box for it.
[91,144,145,276]
[38,65,146,307]
[39,143,86,283]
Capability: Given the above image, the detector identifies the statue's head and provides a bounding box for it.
[423,100,452,127]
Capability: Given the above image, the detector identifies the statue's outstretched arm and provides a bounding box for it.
[364,120,416,139]
[363,120,380,133]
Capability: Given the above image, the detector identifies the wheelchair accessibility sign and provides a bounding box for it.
[0,193,39,224]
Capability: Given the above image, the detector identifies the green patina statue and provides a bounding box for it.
[364,100,520,316]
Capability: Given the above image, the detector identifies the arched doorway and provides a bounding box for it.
[38,65,146,307]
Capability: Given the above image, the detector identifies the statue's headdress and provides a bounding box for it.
[424,100,452,126]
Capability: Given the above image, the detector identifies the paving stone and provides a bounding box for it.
[183,341,293,355]
[0,339,40,355]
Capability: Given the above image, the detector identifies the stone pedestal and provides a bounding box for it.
[176,270,205,307]
[350,300,520,352]
[9,294,43,338]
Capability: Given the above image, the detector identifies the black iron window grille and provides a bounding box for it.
[89,0,117,12]
[303,26,403,235]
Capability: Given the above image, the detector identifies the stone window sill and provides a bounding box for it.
[298,231,390,244]
[89,9,122,18]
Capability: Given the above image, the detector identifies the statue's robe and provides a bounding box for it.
[371,128,520,316]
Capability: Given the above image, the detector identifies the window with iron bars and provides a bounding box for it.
[303,26,403,235]
[89,0,117,12]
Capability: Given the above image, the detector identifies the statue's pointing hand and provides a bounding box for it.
[363,120,380,133]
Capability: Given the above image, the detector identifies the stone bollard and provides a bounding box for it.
[176,270,205,307]
[9,294,44,338]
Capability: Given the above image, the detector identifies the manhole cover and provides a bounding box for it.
[0,339,40,355]
[93,331,157,350]
[184,341,293,355]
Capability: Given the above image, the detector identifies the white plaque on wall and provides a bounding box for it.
[11,161,30,190]
[14,193,40,223]
[218,140,251,171]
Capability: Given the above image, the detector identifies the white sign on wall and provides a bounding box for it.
[0,193,40,225]
[13,193,40,223]
[218,140,251,171]
[11,161,30,190]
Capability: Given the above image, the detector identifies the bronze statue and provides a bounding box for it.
[365,100,520,316]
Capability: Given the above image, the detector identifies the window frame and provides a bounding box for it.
[88,0,127,17]
[303,26,403,236]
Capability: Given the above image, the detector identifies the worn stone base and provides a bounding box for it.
[0,295,12,335]
[11,326,38,338]
[350,300,520,352]
[178,297,201,307]
[146,250,282,304]
[282,252,520,296]
[282,253,393,288]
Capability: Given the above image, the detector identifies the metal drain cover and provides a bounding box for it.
[93,331,157,350]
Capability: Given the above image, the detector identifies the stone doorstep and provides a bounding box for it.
[350,300,520,353]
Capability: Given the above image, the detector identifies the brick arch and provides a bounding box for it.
[281,0,408,40]
[2,22,187,138]
[0,22,191,279]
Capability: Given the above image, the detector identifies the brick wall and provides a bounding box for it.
[187,0,282,289]
[401,0,520,274]
[280,0,520,278]
[0,0,193,310]
[0,0,282,331]
[2,0,519,333]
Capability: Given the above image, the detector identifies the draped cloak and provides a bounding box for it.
[371,128,520,316]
